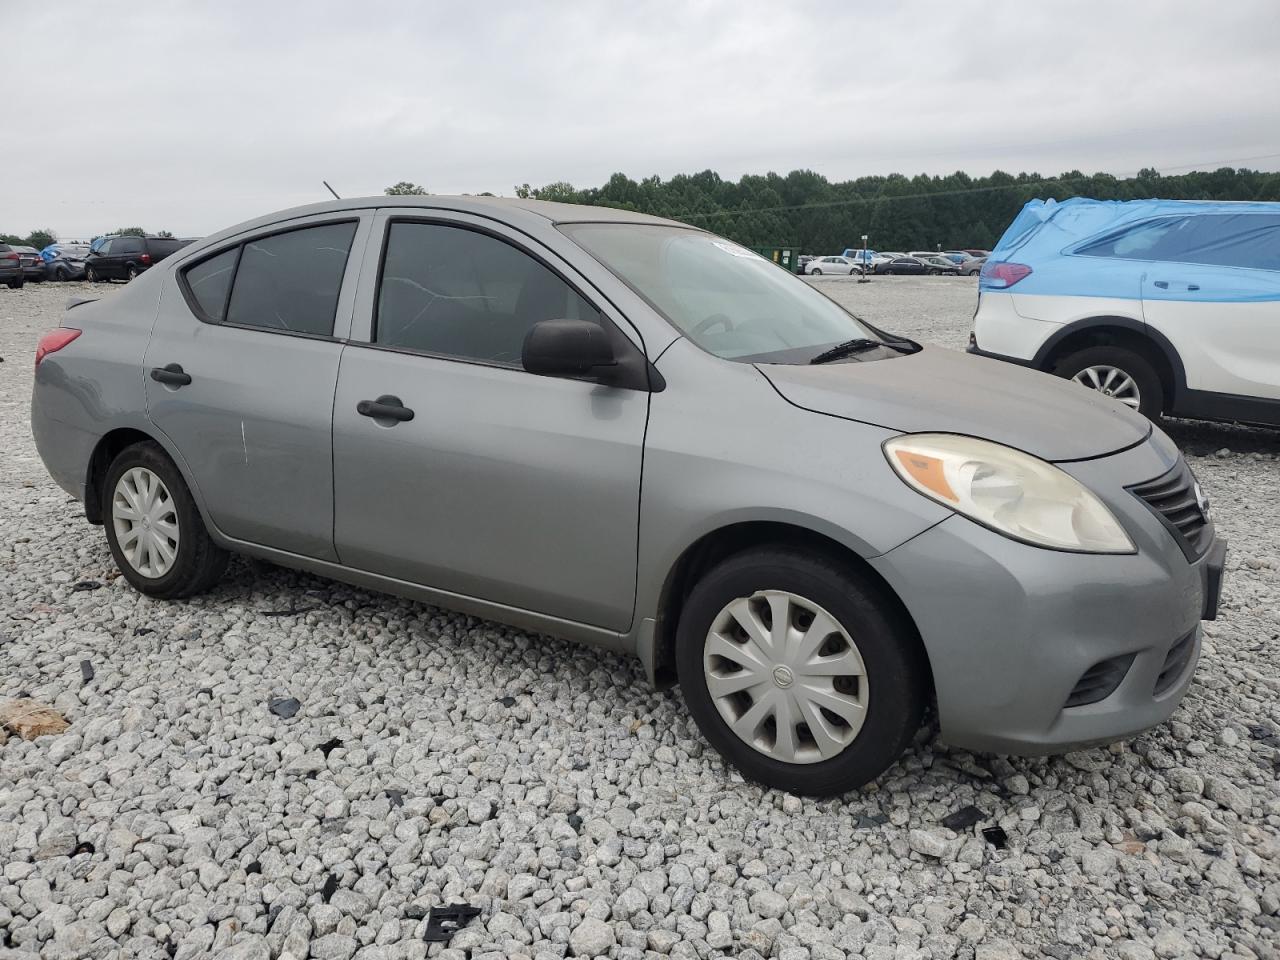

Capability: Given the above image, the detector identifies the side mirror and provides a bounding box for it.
[522,319,616,378]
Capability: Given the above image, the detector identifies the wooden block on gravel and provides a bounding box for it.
[0,698,70,740]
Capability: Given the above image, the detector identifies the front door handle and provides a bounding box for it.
[1187,283,1200,291]
[356,395,415,423]
[150,363,192,387]
[1153,280,1169,289]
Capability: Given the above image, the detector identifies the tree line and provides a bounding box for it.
[508,166,1280,253]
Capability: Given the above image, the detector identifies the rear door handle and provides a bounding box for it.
[1153,280,1169,289]
[150,363,192,387]
[356,395,414,423]
[1187,284,1200,291]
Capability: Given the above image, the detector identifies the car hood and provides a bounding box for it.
[757,345,1150,462]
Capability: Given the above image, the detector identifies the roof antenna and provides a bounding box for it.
[322,180,341,199]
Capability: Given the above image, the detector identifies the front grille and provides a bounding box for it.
[1154,631,1197,696]
[1128,459,1212,560]
[1065,653,1135,708]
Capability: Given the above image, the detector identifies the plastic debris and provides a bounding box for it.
[80,660,94,684]
[320,875,339,903]
[268,697,301,719]
[982,826,1008,849]
[385,789,405,808]
[423,904,481,943]
[71,581,102,592]
[317,737,342,757]
[942,805,986,830]
[0,698,70,741]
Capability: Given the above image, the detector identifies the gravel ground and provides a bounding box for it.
[2,278,1278,960]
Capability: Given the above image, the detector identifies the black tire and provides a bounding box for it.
[53,266,67,281]
[6,278,21,289]
[86,265,98,282]
[810,268,822,275]
[126,264,138,281]
[1053,345,1163,420]
[675,547,928,796]
[102,442,229,599]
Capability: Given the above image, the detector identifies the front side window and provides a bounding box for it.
[225,222,356,336]
[561,223,885,362]
[375,221,599,365]
[96,239,113,255]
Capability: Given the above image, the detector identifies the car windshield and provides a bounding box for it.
[560,223,884,362]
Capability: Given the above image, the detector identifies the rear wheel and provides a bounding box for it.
[676,547,927,795]
[126,264,139,281]
[810,268,823,275]
[85,265,98,282]
[1054,345,1163,420]
[6,278,21,289]
[103,442,228,599]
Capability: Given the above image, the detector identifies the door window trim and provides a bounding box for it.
[176,217,360,341]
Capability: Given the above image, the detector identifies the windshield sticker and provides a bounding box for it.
[712,241,763,260]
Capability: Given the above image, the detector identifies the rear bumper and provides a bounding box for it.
[870,438,1219,756]
[30,394,94,503]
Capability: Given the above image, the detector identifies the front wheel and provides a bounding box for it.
[85,265,98,282]
[103,442,229,599]
[676,548,927,795]
[1054,346,1163,420]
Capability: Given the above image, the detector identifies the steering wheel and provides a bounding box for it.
[692,312,735,336]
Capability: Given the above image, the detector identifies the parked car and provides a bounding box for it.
[85,235,191,282]
[871,253,907,274]
[12,245,47,282]
[42,243,92,281]
[970,197,1280,426]
[796,255,816,272]
[31,196,1225,794]
[919,255,961,275]
[0,243,24,288]
[952,255,987,276]
[960,249,990,258]
[805,255,862,276]
[880,256,933,275]
[843,249,893,272]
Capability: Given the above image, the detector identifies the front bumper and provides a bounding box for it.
[870,435,1223,755]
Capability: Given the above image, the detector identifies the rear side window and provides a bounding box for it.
[224,222,356,336]
[184,248,238,322]
[1075,214,1280,271]
[147,238,183,260]
[180,221,356,335]
[116,237,144,255]
[375,221,599,365]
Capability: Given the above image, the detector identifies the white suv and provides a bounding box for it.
[969,198,1280,427]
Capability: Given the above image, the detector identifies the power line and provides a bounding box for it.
[665,151,1280,223]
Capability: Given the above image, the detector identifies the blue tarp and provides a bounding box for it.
[984,197,1280,301]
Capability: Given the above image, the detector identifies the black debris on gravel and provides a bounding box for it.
[71,581,102,592]
[268,697,301,719]
[317,737,343,757]
[79,660,94,684]
[385,789,405,808]
[320,874,339,903]
[423,904,481,943]
[982,826,1009,849]
[942,805,986,830]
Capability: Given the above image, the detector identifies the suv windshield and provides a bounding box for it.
[561,223,887,362]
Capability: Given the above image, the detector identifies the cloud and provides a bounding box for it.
[5,0,1279,237]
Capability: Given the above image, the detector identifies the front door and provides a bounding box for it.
[331,215,648,631]
[144,215,369,558]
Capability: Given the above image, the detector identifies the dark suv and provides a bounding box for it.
[0,243,24,288]
[85,235,191,282]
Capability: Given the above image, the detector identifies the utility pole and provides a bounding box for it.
[858,234,870,284]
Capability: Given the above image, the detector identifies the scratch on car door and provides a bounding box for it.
[241,421,249,465]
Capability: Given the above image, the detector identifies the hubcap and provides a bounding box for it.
[111,467,180,578]
[1072,364,1141,409]
[703,590,869,765]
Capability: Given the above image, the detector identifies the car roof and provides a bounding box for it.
[174,196,693,264]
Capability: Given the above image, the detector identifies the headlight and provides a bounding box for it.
[884,434,1134,554]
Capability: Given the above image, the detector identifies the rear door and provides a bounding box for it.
[144,214,372,558]
[1140,213,1280,399]
[330,211,649,631]
[113,237,143,277]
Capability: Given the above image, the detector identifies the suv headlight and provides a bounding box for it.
[884,433,1134,554]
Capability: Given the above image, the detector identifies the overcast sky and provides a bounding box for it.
[6,0,1279,238]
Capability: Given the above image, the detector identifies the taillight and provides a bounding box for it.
[2,252,17,261]
[979,261,1032,289]
[35,328,81,370]
[140,253,152,265]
